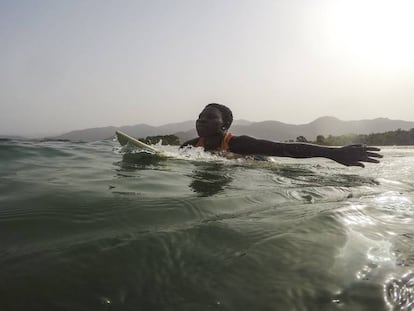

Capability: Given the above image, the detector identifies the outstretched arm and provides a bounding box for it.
[229,135,382,167]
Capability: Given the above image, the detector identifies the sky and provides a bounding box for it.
[1,0,414,137]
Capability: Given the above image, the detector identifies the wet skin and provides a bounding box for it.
[196,107,226,137]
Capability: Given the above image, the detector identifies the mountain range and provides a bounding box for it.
[46,116,414,143]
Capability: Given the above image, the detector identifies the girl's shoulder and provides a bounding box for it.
[179,137,199,148]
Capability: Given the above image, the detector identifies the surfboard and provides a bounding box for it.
[116,130,272,163]
[115,130,161,153]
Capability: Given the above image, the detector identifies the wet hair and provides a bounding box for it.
[205,103,233,130]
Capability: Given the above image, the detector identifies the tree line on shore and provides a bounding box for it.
[296,128,414,146]
[141,127,414,146]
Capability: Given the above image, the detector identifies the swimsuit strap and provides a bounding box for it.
[195,137,205,147]
[220,132,233,151]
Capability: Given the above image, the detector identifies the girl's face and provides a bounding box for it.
[196,107,225,137]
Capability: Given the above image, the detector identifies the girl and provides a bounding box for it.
[180,103,382,167]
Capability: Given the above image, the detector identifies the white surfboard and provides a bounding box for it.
[115,130,161,153]
[116,130,273,163]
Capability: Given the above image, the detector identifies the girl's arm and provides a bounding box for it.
[229,135,382,167]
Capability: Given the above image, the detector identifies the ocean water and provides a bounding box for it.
[1,138,414,311]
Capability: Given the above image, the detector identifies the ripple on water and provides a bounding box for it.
[2,143,414,310]
[373,191,414,223]
[384,271,414,310]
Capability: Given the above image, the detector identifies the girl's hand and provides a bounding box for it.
[330,144,383,167]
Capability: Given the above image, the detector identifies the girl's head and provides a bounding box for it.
[196,103,233,137]
[205,103,233,130]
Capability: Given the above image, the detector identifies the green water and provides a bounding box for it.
[0,139,413,310]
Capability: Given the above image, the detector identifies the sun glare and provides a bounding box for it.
[321,0,414,72]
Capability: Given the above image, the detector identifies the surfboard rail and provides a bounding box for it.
[115,130,161,153]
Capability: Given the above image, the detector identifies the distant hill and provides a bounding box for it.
[49,121,195,142]
[50,117,414,143]
[228,116,414,142]
[177,117,414,143]
[0,135,28,140]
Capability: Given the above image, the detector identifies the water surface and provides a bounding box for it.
[1,140,413,310]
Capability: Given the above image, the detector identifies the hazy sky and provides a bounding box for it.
[1,0,413,137]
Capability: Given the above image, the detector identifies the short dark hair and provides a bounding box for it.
[205,103,233,130]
